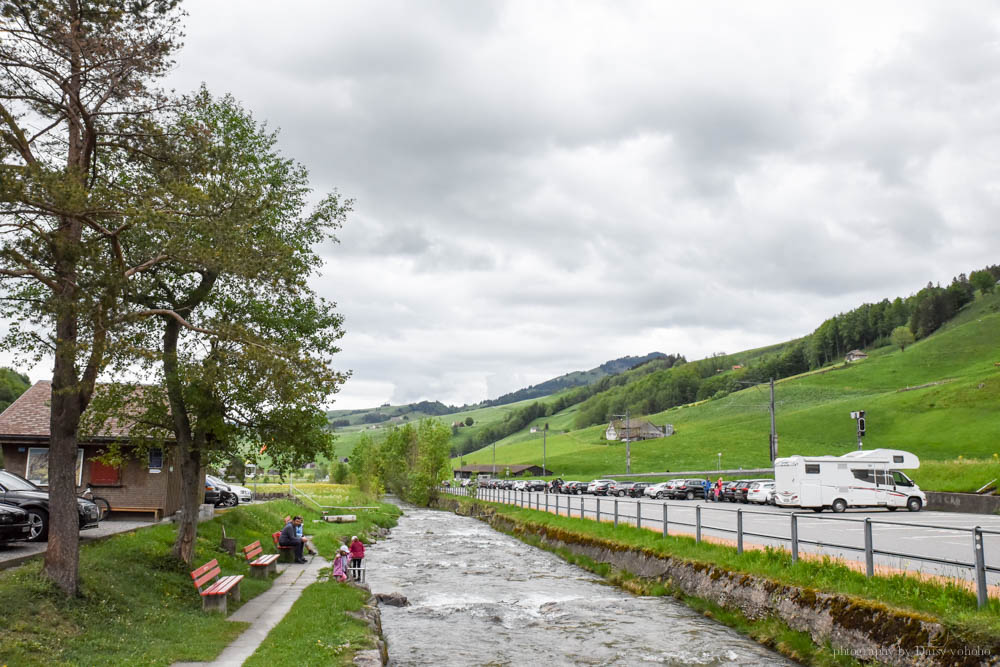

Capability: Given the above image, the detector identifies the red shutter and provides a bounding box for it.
[90,459,120,485]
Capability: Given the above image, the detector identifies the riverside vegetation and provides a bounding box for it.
[0,492,400,667]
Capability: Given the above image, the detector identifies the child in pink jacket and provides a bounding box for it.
[333,545,349,582]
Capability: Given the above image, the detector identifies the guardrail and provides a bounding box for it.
[446,485,999,608]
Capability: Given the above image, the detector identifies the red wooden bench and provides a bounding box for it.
[190,559,244,613]
[272,531,296,563]
[243,540,280,577]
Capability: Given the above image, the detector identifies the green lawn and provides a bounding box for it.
[0,493,400,666]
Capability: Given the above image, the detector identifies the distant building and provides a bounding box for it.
[845,350,869,363]
[605,418,672,441]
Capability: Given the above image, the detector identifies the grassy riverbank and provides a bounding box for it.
[441,496,1000,650]
[0,492,400,666]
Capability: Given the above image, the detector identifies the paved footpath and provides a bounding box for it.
[173,555,329,667]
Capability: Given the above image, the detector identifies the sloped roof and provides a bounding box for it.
[0,380,162,441]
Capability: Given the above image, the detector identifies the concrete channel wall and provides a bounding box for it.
[434,498,1000,667]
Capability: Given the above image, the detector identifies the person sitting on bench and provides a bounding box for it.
[279,516,307,563]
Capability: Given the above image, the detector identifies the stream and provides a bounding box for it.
[367,503,793,665]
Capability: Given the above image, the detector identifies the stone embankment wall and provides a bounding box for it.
[928,491,1000,515]
[433,497,999,667]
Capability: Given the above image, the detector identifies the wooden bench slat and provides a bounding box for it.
[203,575,243,596]
[251,554,279,566]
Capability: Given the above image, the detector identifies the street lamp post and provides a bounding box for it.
[611,410,632,475]
[718,453,721,471]
[492,441,496,478]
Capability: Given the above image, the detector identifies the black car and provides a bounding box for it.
[722,480,744,502]
[630,482,651,498]
[563,481,585,494]
[204,478,222,505]
[0,501,31,544]
[0,469,101,542]
[207,474,238,507]
[671,479,709,500]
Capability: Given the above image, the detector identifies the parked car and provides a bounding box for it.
[226,481,254,504]
[612,482,638,497]
[0,469,101,542]
[629,482,651,498]
[645,482,671,499]
[734,479,770,503]
[204,479,221,505]
[722,480,744,502]
[206,475,239,507]
[671,479,708,500]
[590,480,613,496]
[561,481,582,494]
[587,479,615,494]
[0,501,31,544]
[747,481,776,505]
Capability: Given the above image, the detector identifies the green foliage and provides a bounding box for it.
[971,269,997,295]
[890,325,915,352]
[350,420,452,506]
[0,367,29,413]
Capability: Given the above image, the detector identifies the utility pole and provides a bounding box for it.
[769,378,777,461]
[492,441,496,477]
[542,424,548,476]
[611,410,632,474]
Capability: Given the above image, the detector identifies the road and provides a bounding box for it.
[467,488,1000,589]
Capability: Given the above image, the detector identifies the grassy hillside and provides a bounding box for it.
[458,291,1000,488]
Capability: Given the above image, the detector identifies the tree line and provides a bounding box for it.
[569,265,999,430]
[0,1,347,594]
[349,420,451,506]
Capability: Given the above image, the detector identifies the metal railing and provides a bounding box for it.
[447,485,999,608]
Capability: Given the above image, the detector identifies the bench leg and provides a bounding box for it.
[229,583,241,604]
[202,594,227,614]
[249,566,267,578]
[278,548,295,563]
[266,561,277,576]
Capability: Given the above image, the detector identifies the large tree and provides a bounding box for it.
[0,0,183,595]
[88,90,349,564]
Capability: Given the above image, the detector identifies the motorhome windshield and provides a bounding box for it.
[891,470,914,487]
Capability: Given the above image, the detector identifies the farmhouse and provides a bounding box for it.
[605,418,673,441]
[0,381,183,520]
[845,349,869,363]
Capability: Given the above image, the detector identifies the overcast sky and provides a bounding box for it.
[9,2,1000,409]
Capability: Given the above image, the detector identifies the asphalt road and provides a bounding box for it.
[470,488,1000,587]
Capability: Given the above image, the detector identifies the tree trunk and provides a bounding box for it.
[172,438,201,566]
[163,317,202,565]
[44,314,83,596]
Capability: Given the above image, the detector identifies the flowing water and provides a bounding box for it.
[368,504,793,666]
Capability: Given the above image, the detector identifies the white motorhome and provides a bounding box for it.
[774,448,926,513]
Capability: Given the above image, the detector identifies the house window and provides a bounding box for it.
[805,464,820,474]
[25,447,84,486]
[149,448,163,470]
[90,459,120,485]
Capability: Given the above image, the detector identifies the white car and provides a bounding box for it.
[645,482,671,499]
[227,482,254,504]
[746,481,775,505]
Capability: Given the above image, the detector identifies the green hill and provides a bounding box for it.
[458,291,1000,488]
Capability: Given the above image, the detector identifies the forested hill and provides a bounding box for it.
[479,352,678,407]
[0,368,30,414]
